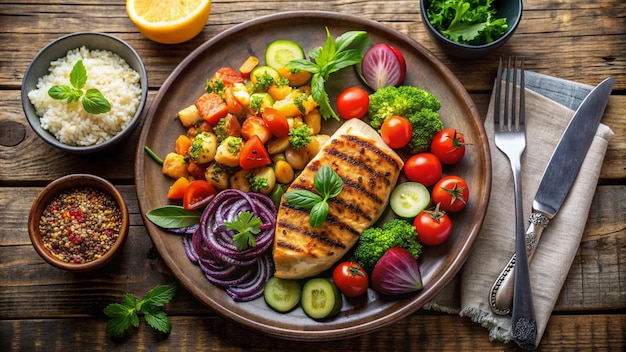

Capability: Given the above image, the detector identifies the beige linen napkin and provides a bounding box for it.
[426,72,614,346]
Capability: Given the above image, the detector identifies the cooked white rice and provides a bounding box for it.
[28,46,142,146]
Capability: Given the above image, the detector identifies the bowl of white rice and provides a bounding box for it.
[22,32,148,154]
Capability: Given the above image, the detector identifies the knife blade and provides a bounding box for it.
[489,76,614,315]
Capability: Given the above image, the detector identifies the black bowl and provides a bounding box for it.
[420,0,523,59]
[21,32,148,154]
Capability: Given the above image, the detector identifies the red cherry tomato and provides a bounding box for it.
[403,153,442,187]
[336,87,369,119]
[413,205,452,246]
[380,115,412,149]
[430,129,467,165]
[432,175,469,212]
[241,116,272,143]
[183,180,217,210]
[262,107,290,138]
[239,135,271,170]
[332,262,369,297]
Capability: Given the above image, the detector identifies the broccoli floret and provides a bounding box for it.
[406,109,444,153]
[288,125,312,150]
[249,177,269,192]
[354,219,422,272]
[205,78,225,96]
[213,117,230,143]
[367,86,443,153]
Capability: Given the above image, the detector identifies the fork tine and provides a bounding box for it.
[519,58,525,127]
[511,57,517,129]
[504,57,511,130]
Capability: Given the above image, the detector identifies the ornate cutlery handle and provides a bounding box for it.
[489,212,550,315]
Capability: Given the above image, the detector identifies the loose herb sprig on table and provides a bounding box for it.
[48,59,112,114]
[104,283,177,336]
[286,29,370,121]
[283,165,343,227]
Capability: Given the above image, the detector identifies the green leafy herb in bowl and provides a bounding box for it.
[420,0,523,58]
[426,0,508,46]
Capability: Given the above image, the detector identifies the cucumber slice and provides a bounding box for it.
[301,278,342,320]
[265,39,305,69]
[264,277,301,313]
[389,182,431,218]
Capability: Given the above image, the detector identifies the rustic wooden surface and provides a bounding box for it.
[1,1,625,351]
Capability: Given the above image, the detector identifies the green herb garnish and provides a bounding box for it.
[48,59,111,114]
[104,283,177,336]
[426,0,508,45]
[145,205,201,229]
[283,165,343,227]
[224,211,262,250]
[287,29,370,120]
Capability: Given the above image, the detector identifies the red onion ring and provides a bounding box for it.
[183,189,277,301]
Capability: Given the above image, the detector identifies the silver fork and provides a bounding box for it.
[493,57,537,350]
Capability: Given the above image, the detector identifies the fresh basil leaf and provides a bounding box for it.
[82,88,111,114]
[309,200,329,228]
[334,30,368,52]
[314,165,343,198]
[70,59,88,89]
[48,85,73,100]
[283,189,323,209]
[145,206,201,229]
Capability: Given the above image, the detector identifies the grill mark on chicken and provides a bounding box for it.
[342,134,403,171]
[277,218,348,249]
[341,178,384,205]
[323,147,392,186]
[286,183,373,222]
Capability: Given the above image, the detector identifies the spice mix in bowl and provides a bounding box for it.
[28,174,129,272]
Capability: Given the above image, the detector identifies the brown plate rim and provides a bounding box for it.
[135,10,491,341]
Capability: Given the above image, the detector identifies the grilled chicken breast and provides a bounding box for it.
[273,119,404,279]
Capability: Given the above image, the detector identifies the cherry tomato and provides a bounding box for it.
[196,92,228,125]
[336,87,369,119]
[413,205,452,246]
[241,116,272,143]
[262,107,290,138]
[211,67,245,85]
[403,153,442,187]
[430,129,467,165]
[183,180,216,210]
[332,262,369,297]
[239,135,271,170]
[380,115,412,149]
[432,175,469,212]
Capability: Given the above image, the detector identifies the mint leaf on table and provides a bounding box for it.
[104,283,177,336]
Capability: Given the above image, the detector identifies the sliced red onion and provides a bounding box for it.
[360,43,406,90]
[182,189,278,302]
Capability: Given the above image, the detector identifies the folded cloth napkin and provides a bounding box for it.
[425,71,614,346]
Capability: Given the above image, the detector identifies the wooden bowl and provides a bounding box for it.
[28,174,129,272]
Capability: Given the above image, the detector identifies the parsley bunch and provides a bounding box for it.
[287,29,370,120]
[48,59,111,114]
[283,165,343,227]
[104,283,177,336]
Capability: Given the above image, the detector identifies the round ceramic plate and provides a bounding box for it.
[136,11,491,341]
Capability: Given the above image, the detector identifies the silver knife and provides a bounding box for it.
[489,76,615,315]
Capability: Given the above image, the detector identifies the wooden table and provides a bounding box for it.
[1,1,624,351]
